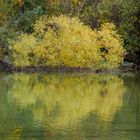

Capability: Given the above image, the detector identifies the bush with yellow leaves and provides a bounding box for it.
[10,15,125,68]
[10,34,37,66]
[95,23,126,68]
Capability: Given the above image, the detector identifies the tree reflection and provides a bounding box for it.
[8,73,125,129]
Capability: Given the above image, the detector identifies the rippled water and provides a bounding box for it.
[0,72,140,140]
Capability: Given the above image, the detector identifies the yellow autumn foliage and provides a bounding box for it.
[96,23,126,68]
[10,34,37,66]
[10,15,125,68]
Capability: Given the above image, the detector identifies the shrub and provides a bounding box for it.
[33,15,101,67]
[0,26,18,63]
[10,15,125,68]
[10,34,37,66]
[95,23,126,68]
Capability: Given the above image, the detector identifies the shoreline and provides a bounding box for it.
[0,62,139,73]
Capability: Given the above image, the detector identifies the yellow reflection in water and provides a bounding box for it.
[8,73,125,128]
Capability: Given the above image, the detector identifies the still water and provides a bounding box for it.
[0,72,140,140]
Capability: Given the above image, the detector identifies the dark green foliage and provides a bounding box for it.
[13,6,44,33]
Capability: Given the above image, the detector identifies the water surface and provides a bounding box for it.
[0,72,140,140]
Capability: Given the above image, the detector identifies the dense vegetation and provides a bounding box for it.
[11,15,125,68]
[0,0,139,68]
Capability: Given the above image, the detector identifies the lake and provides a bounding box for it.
[0,72,140,140]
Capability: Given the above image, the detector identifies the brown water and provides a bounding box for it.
[0,72,140,140]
